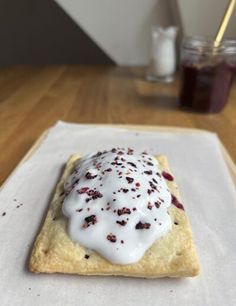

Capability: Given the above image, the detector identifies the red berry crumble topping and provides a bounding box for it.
[162,171,174,181]
[83,215,97,228]
[107,233,117,243]
[171,194,184,210]
[135,221,151,229]
[62,147,173,265]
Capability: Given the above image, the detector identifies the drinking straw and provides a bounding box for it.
[214,0,236,47]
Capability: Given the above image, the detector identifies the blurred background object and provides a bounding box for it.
[146,26,178,83]
[0,0,235,67]
[178,0,236,113]
[179,37,236,113]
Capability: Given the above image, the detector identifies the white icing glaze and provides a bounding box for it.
[62,148,172,264]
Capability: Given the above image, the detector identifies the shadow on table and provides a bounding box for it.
[132,71,180,110]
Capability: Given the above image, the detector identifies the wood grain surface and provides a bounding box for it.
[0,65,235,185]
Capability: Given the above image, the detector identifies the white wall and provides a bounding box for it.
[55,0,173,65]
[55,0,236,65]
[175,0,236,38]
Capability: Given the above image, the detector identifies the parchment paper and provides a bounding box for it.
[0,121,236,306]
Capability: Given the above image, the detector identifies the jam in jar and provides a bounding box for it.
[179,37,236,113]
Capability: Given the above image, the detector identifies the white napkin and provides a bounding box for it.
[0,121,235,306]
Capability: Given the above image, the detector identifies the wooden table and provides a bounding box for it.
[0,65,235,185]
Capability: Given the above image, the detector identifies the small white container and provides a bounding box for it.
[146,26,178,83]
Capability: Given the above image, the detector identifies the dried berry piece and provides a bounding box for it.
[144,170,152,175]
[87,190,103,200]
[94,151,103,157]
[162,171,174,181]
[171,194,184,210]
[154,201,161,208]
[77,187,89,194]
[105,168,112,172]
[85,172,97,179]
[116,220,127,226]
[84,215,97,227]
[117,207,131,216]
[126,177,134,184]
[135,222,151,229]
[107,233,117,243]
[127,162,137,168]
[147,202,153,210]
[152,178,158,184]
[149,181,157,190]
[76,208,83,212]
[111,161,122,166]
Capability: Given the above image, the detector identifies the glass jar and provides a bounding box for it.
[179,36,236,113]
[146,26,178,83]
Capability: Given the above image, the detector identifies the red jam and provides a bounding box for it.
[179,62,236,113]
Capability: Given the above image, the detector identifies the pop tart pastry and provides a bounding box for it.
[29,148,199,278]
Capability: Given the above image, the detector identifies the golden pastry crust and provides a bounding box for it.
[29,155,200,278]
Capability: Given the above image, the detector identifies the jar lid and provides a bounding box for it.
[182,36,236,55]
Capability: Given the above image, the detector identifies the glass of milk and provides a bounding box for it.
[146,26,178,83]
